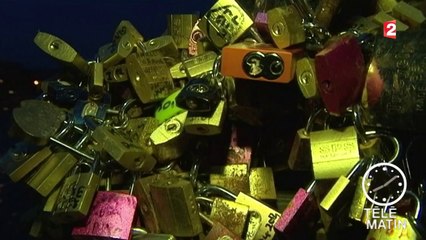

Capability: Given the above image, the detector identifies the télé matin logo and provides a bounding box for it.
[383,20,397,39]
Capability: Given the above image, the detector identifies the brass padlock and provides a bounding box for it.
[310,126,361,179]
[267,4,305,49]
[150,175,202,237]
[221,42,300,83]
[296,56,319,99]
[92,125,156,172]
[210,164,250,198]
[112,20,144,49]
[170,51,218,79]
[53,159,102,223]
[198,0,253,49]
[168,14,198,49]
[249,167,277,200]
[184,100,227,135]
[154,89,186,123]
[87,61,105,101]
[104,63,129,83]
[102,33,133,69]
[210,197,249,237]
[140,35,179,60]
[43,187,61,213]
[126,52,175,104]
[235,192,281,240]
[27,151,78,197]
[33,32,89,74]
[199,212,242,240]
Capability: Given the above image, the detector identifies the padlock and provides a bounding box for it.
[315,33,365,115]
[314,0,342,28]
[42,79,87,107]
[140,35,179,60]
[320,158,369,215]
[310,125,361,179]
[175,77,221,113]
[274,181,319,239]
[199,211,242,240]
[71,176,138,240]
[198,0,253,49]
[235,192,281,240]
[170,51,218,79]
[72,98,110,126]
[168,14,198,49]
[43,186,61,213]
[188,19,205,56]
[209,197,249,237]
[10,99,66,146]
[26,151,78,197]
[372,11,409,31]
[209,164,250,196]
[92,125,157,172]
[53,159,102,223]
[221,41,300,83]
[150,111,190,163]
[366,191,422,240]
[392,1,426,28]
[249,167,277,201]
[131,228,176,240]
[288,108,324,171]
[267,4,305,49]
[150,175,202,237]
[102,33,133,69]
[154,89,186,123]
[112,20,144,50]
[184,100,227,136]
[104,63,129,83]
[1,146,52,182]
[296,56,319,99]
[133,173,169,233]
[126,52,175,104]
[33,32,89,74]
[348,175,371,223]
[87,61,105,101]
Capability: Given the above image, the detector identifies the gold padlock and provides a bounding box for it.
[104,63,129,83]
[112,20,144,49]
[184,100,227,136]
[141,35,179,60]
[210,197,249,237]
[296,57,319,99]
[102,34,133,69]
[249,167,277,200]
[170,51,218,79]
[198,0,253,49]
[126,52,176,104]
[88,61,105,101]
[168,14,198,49]
[27,151,78,197]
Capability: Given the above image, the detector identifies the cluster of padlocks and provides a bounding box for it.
[1,0,426,239]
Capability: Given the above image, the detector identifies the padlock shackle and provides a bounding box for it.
[196,184,237,201]
[303,107,325,135]
[363,130,401,163]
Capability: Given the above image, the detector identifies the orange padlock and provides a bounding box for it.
[221,41,301,84]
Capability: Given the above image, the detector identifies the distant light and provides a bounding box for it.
[33,80,40,85]
[0,79,3,84]
[3,107,9,111]
[8,90,14,94]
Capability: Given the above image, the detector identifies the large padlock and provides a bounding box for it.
[71,177,138,240]
[198,0,253,49]
[310,125,361,179]
[315,33,365,116]
[126,52,176,104]
[26,151,78,197]
[221,41,300,83]
[53,159,102,223]
[267,4,305,49]
[249,167,277,201]
[150,175,202,237]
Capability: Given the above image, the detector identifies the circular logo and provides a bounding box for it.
[362,162,407,207]
[243,51,265,78]
[242,52,284,80]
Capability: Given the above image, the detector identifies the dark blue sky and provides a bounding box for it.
[0,0,214,70]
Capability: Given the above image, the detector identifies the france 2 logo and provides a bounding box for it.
[383,20,397,39]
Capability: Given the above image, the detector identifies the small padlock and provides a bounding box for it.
[102,33,133,69]
[92,125,157,172]
[274,181,319,239]
[267,4,305,49]
[209,197,249,237]
[320,158,369,215]
[235,192,281,240]
[175,76,221,113]
[26,151,78,197]
[140,35,179,60]
[150,175,202,237]
[168,14,198,49]
[249,167,277,201]
[87,61,105,101]
[53,158,102,223]
[154,89,186,123]
[42,79,87,107]
[296,56,319,99]
[43,186,61,213]
[71,175,138,240]
[112,20,144,49]
[126,52,176,104]
[221,41,300,83]
[198,0,253,49]
[310,125,361,179]
[315,33,366,115]
[33,32,89,74]
[184,100,227,136]
[170,51,218,80]
[210,163,250,196]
